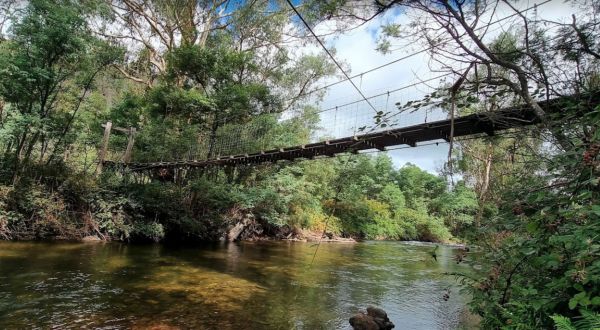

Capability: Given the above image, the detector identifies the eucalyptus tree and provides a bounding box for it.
[95,0,336,103]
[0,0,18,41]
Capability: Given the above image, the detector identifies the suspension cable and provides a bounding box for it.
[285,0,379,114]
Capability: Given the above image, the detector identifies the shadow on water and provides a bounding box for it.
[0,240,477,329]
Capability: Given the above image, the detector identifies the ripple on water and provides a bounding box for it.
[0,241,476,329]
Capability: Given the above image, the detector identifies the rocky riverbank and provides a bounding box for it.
[225,217,355,243]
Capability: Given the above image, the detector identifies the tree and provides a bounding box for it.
[396,163,446,209]
[100,0,337,162]
[430,181,478,235]
[95,0,337,108]
[0,0,118,183]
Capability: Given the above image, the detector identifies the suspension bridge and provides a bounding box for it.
[97,0,587,174]
[100,94,587,173]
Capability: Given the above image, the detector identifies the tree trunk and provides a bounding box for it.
[39,134,47,162]
[12,130,29,186]
[476,143,493,226]
[22,131,40,165]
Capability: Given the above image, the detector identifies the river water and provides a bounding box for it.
[0,241,477,329]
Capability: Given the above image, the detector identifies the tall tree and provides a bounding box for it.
[0,0,118,182]
[95,0,336,106]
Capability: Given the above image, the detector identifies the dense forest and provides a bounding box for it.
[0,0,599,328]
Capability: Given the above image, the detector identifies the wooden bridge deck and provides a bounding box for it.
[104,95,592,172]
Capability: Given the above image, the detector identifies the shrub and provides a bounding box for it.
[394,208,451,242]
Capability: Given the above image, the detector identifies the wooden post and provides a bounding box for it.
[123,127,136,163]
[97,121,112,172]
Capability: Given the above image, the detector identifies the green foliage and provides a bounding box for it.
[462,106,600,329]
[396,164,446,209]
[552,314,578,330]
[0,0,86,103]
[146,84,215,119]
[393,207,451,242]
[0,0,119,185]
[430,181,478,234]
[378,183,405,212]
[0,0,469,246]
[134,222,165,242]
[0,168,155,241]
[314,156,459,242]
[489,32,523,64]
[333,198,395,239]
[166,43,280,120]
[552,310,600,330]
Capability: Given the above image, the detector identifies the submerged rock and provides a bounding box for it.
[367,306,395,329]
[350,306,394,330]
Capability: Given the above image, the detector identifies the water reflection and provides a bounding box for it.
[0,241,476,329]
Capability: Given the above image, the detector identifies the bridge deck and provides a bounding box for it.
[106,104,544,171]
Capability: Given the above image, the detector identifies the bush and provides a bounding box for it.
[133,222,165,242]
[395,208,451,242]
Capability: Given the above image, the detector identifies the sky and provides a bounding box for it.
[298,0,580,173]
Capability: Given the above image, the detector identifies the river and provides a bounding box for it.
[0,241,477,329]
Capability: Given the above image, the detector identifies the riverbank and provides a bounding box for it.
[0,154,467,246]
[0,180,456,245]
[1,212,469,245]
[1,217,461,244]
[71,229,356,243]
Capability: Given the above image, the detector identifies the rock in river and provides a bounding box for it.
[349,306,394,330]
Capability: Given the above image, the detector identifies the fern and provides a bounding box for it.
[552,315,577,330]
[552,311,600,330]
[573,310,600,330]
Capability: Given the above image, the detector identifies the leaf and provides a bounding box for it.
[569,298,578,310]
[526,221,538,234]
[575,310,600,329]
[591,205,600,216]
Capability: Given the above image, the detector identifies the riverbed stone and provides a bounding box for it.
[366,306,387,319]
[349,312,379,330]
[367,306,394,329]
[350,307,395,330]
